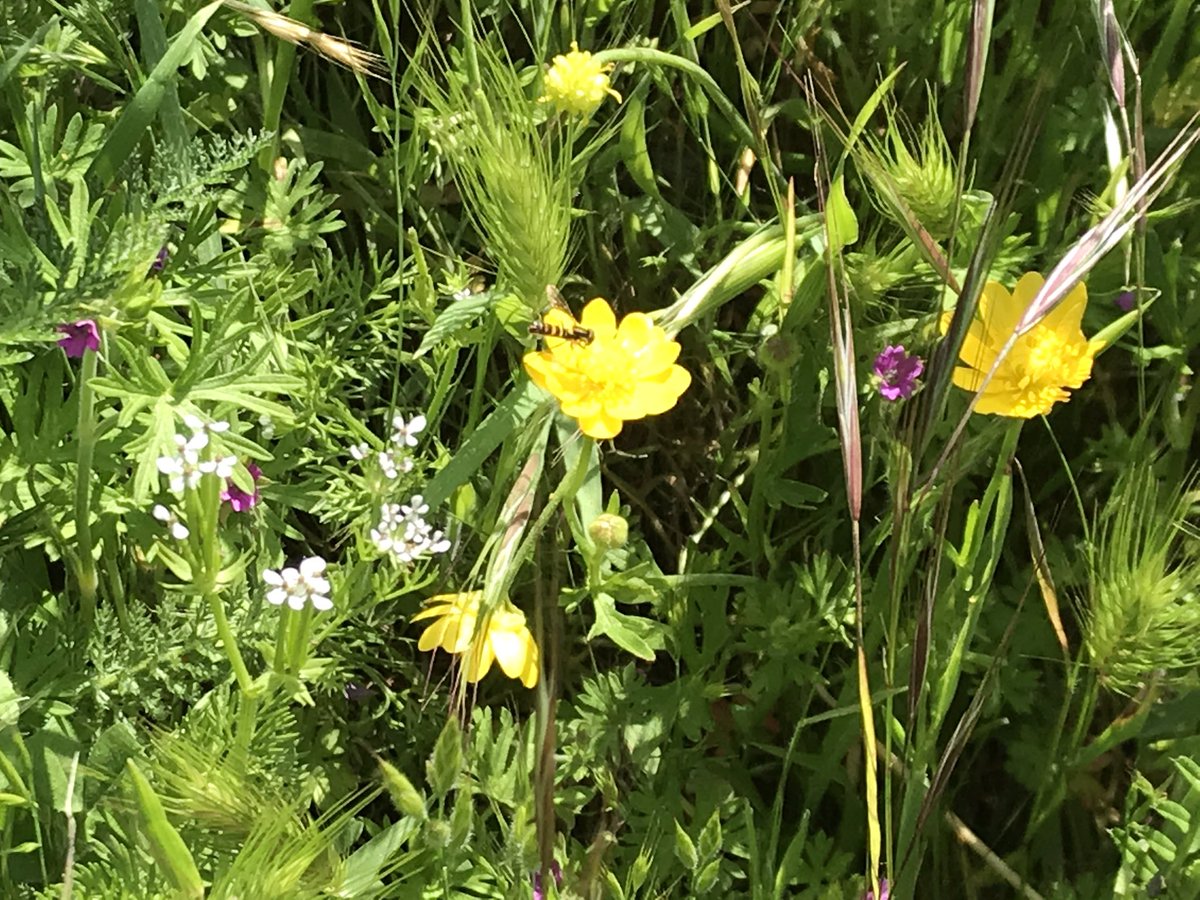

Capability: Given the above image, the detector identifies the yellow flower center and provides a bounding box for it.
[1014,328,1067,386]
[995,326,1092,417]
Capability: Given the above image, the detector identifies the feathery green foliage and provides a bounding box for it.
[0,1,1199,898]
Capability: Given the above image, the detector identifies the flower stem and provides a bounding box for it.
[287,605,316,676]
[73,345,99,628]
[206,590,254,696]
[272,607,291,674]
[260,0,314,167]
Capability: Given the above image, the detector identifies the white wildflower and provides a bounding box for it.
[152,504,189,540]
[259,414,276,440]
[199,454,237,479]
[391,414,426,448]
[263,556,332,612]
[156,436,202,493]
[350,442,370,461]
[379,451,399,480]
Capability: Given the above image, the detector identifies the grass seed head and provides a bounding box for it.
[1084,464,1200,695]
[879,98,959,240]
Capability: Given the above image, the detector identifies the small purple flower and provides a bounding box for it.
[221,461,262,512]
[532,861,563,900]
[873,345,924,401]
[864,878,890,900]
[150,245,169,274]
[343,681,377,703]
[1115,290,1135,312]
[57,320,100,358]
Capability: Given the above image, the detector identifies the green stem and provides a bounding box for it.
[73,345,100,629]
[1024,658,1087,839]
[504,439,592,600]
[272,607,291,674]
[207,591,254,696]
[260,0,315,167]
[459,0,480,88]
[287,605,317,675]
[232,690,259,767]
[593,47,777,184]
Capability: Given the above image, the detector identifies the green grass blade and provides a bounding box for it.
[86,1,224,188]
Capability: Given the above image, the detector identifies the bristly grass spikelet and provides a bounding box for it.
[1083,463,1200,695]
[411,37,575,309]
[877,95,959,241]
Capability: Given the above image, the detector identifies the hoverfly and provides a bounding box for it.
[528,285,593,345]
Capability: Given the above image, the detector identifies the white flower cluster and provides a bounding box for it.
[156,415,236,494]
[350,414,427,481]
[263,557,332,611]
[370,494,450,564]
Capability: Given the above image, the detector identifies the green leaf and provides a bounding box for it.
[337,819,420,897]
[697,808,723,862]
[1173,756,1200,794]
[587,593,664,661]
[126,760,204,899]
[825,175,859,251]
[620,91,660,200]
[415,290,495,358]
[694,859,721,894]
[0,671,22,728]
[423,380,547,510]
[426,717,463,799]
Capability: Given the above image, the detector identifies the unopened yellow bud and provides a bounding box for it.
[589,513,629,550]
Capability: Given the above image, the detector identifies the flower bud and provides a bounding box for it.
[378,758,427,820]
[759,332,801,373]
[588,513,628,551]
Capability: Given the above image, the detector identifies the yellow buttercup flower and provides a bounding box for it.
[523,298,692,439]
[942,272,1100,418]
[541,42,621,116]
[413,592,539,688]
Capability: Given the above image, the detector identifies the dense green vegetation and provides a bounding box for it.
[1,0,1199,897]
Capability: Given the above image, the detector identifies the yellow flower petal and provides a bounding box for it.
[520,642,540,688]
[957,326,995,374]
[418,613,475,654]
[524,296,689,438]
[638,365,692,415]
[523,351,557,389]
[490,627,531,681]
[1040,280,1088,336]
[979,277,1026,342]
[951,365,986,393]
[580,297,617,338]
[559,394,603,419]
[629,338,681,379]
[578,409,623,439]
[463,637,495,683]
[947,272,1097,418]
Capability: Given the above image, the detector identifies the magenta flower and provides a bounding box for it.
[150,246,169,274]
[873,345,924,401]
[532,861,563,900]
[57,320,101,358]
[221,461,262,512]
[1115,290,1135,312]
[864,878,890,900]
